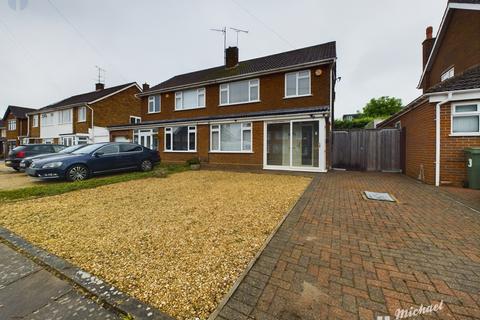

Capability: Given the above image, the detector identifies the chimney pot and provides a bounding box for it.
[225,46,239,69]
[426,26,433,39]
[142,83,150,91]
[95,82,105,91]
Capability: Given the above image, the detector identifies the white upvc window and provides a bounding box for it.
[285,70,311,98]
[210,122,252,152]
[451,102,480,136]
[58,109,72,124]
[219,79,260,106]
[7,119,16,131]
[32,115,39,127]
[441,67,455,82]
[78,106,86,122]
[148,95,161,113]
[130,116,141,124]
[175,88,205,110]
[164,126,196,152]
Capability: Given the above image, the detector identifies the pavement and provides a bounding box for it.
[0,242,118,320]
[214,171,480,320]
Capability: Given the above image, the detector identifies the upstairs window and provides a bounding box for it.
[32,115,39,127]
[285,70,311,97]
[175,88,205,110]
[452,103,480,135]
[130,116,141,124]
[8,119,16,131]
[441,67,454,82]
[78,106,86,122]
[58,109,72,124]
[148,95,161,113]
[220,79,259,105]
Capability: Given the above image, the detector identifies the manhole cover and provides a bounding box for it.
[364,191,396,202]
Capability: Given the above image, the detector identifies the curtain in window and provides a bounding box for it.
[220,123,242,151]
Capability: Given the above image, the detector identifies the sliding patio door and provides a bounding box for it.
[265,118,325,172]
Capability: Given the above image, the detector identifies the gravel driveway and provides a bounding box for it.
[0,163,43,190]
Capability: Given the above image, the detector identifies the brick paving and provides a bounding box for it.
[214,172,480,320]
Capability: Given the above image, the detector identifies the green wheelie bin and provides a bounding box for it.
[464,147,480,189]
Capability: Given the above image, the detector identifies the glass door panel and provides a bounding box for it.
[292,121,319,167]
[266,123,290,166]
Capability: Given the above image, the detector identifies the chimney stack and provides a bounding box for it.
[225,46,239,69]
[95,82,105,91]
[422,26,435,69]
[142,83,150,91]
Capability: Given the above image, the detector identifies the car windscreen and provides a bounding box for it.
[71,144,103,154]
[59,145,86,154]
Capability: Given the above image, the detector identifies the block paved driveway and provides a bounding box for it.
[215,172,480,320]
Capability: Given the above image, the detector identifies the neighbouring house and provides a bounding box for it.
[380,0,480,187]
[342,113,360,121]
[0,120,6,157]
[27,82,142,146]
[109,42,337,172]
[1,105,37,153]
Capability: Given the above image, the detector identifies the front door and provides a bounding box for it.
[265,118,325,172]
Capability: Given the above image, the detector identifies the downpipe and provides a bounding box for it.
[435,92,452,187]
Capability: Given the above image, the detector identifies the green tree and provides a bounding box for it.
[361,96,402,118]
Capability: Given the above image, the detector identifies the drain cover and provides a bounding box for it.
[364,191,396,202]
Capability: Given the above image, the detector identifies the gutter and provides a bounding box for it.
[139,58,337,96]
[435,92,452,187]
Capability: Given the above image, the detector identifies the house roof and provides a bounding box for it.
[2,105,37,121]
[145,41,336,93]
[108,105,329,129]
[425,64,480,93]
[418,0,480,88]
[35,82,139,113]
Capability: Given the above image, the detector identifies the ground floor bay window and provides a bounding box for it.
[264,118,326,172]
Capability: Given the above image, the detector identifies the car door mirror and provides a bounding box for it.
[94,152,103,157]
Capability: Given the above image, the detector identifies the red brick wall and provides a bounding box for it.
[423,10,480,91]
[439,102,480,186]
[92,86,142,127]
[141,65,332,122]
[381,101,436,184]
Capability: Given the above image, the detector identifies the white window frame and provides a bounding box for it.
[441,66,455,82]
[284,70,311,98]
[219,79,260,106]
[8,119,16,131]
[58,109,72,125]
[32,115,39,127]
[210,122,253,153]
[130,116,142,124]
[164,125,197,152]
[148,95,161,113]
[78,106,86,122]
[450,101,480,136]
[175,88,206,111]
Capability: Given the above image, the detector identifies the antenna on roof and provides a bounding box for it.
[210,27,227,65]
[230,27,248,46]
[95,65,106,84]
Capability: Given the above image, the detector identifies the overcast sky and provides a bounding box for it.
[0,0,445,119]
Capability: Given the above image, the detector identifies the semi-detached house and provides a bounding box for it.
[27,82,142,146]
[109,42,337,172]
[2,105,36,153]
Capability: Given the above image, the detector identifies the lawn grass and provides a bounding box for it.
[0,163,189,202]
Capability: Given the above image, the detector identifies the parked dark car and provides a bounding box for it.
[20,144,88,170]
[26,142,160,181]
[5,144,66,171]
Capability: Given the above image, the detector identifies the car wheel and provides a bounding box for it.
[66,165,89,182]
[140,159,153,172]
[12,167,20,172]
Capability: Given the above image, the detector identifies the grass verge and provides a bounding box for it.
[0,163,188,202]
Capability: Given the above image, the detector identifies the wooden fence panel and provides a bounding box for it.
[332,129,402,172]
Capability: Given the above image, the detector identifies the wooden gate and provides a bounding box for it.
[332,128,402,172]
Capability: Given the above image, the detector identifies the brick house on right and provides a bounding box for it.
[380,0,480,187]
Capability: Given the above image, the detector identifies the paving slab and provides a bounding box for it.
[0,243,40,286]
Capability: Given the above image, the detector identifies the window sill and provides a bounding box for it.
[147,111,161,114]
[219,100,261,107]
[174,106,206,112]
[209,151,253,154]
[449,133,480,137]
[77,120,86,123]
[283,94,312,100]
[163,150,197,153]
